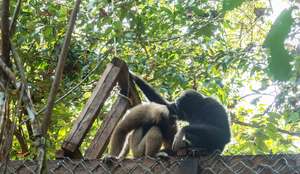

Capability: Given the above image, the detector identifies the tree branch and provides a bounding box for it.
[38,1,81,173]
[0,52,40,138]
[1,0,10,63]
[11,43,29,88]
[9,0,22,36]
[41,0,82,135]
[0,57,17,87]
[14,127,29,156]
[232,119,300,137]
[0,81,4,90]
[7,119,29,156]
[37,54,105,115]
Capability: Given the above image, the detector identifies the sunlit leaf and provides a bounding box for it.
[222,0,246,12]
[287,112,300,123]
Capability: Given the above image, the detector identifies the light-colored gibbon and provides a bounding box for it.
[109,102,177,158]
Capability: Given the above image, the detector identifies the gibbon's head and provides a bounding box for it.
[174,89,204,120]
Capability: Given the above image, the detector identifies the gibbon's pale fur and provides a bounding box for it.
[117,126,163,158]
[109,102,175,158]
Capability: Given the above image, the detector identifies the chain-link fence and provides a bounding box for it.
[1,153,300,174]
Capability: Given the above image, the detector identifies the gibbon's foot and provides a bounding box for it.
[102,155,118,166]
[160,149,177,156]
[176,148,210,157]
[172,139,188,152]
[155,151,170,160]
[176,148,189,157]
[172,128,190,151]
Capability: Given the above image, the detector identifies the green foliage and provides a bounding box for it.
[264,9,294,48]
[222,0,246,12]
[264,8,294,81]
[5,0,300,159]
[267,46,293,81]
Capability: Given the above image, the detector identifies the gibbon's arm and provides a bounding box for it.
[117,134,130,158]
[185,124,230,144]
[172,124,230,152]
[130,72,169,105]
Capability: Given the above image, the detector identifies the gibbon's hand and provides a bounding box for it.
[102,154,118,166]
[172,129,188,151]
[129,71,138,81]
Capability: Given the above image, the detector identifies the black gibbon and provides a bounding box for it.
[130,73,231,154]
[109,102,177,158]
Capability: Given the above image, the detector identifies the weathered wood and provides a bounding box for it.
[60,58,139,158]
[84,71,141,159]
[128,77,141,106]
[116,59,129,96]
[84,96,130,159]
[62,62,121,153]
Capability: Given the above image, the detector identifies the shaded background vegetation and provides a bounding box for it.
[1,0,300,159]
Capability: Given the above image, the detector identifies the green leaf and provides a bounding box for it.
[268,46,293,81]
[287,112,300,123]
[264,8,294,81]
[268,112,281,119]
[198,23,215,37]
[161,6,173,17]
[222,0,246,12]
[264,8,294,48]
[191,6,206,17]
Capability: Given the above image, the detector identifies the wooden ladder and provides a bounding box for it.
[56,58,141,159]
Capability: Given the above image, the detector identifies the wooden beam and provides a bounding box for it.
[84,96,130,159]
[128,77,141,106]
[84,61,141,159]
[62,59,124,153]
[84,72,141,159]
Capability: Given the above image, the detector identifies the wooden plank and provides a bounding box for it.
[84,73,142,159]
[128,78,141,106]
[62,63,121,152]
[84,96,130,159]
[116,59,129,96]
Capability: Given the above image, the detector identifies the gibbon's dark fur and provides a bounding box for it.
[109,102,177,158]
[130,73,231,153]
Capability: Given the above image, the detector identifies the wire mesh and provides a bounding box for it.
[1,153,300,174]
